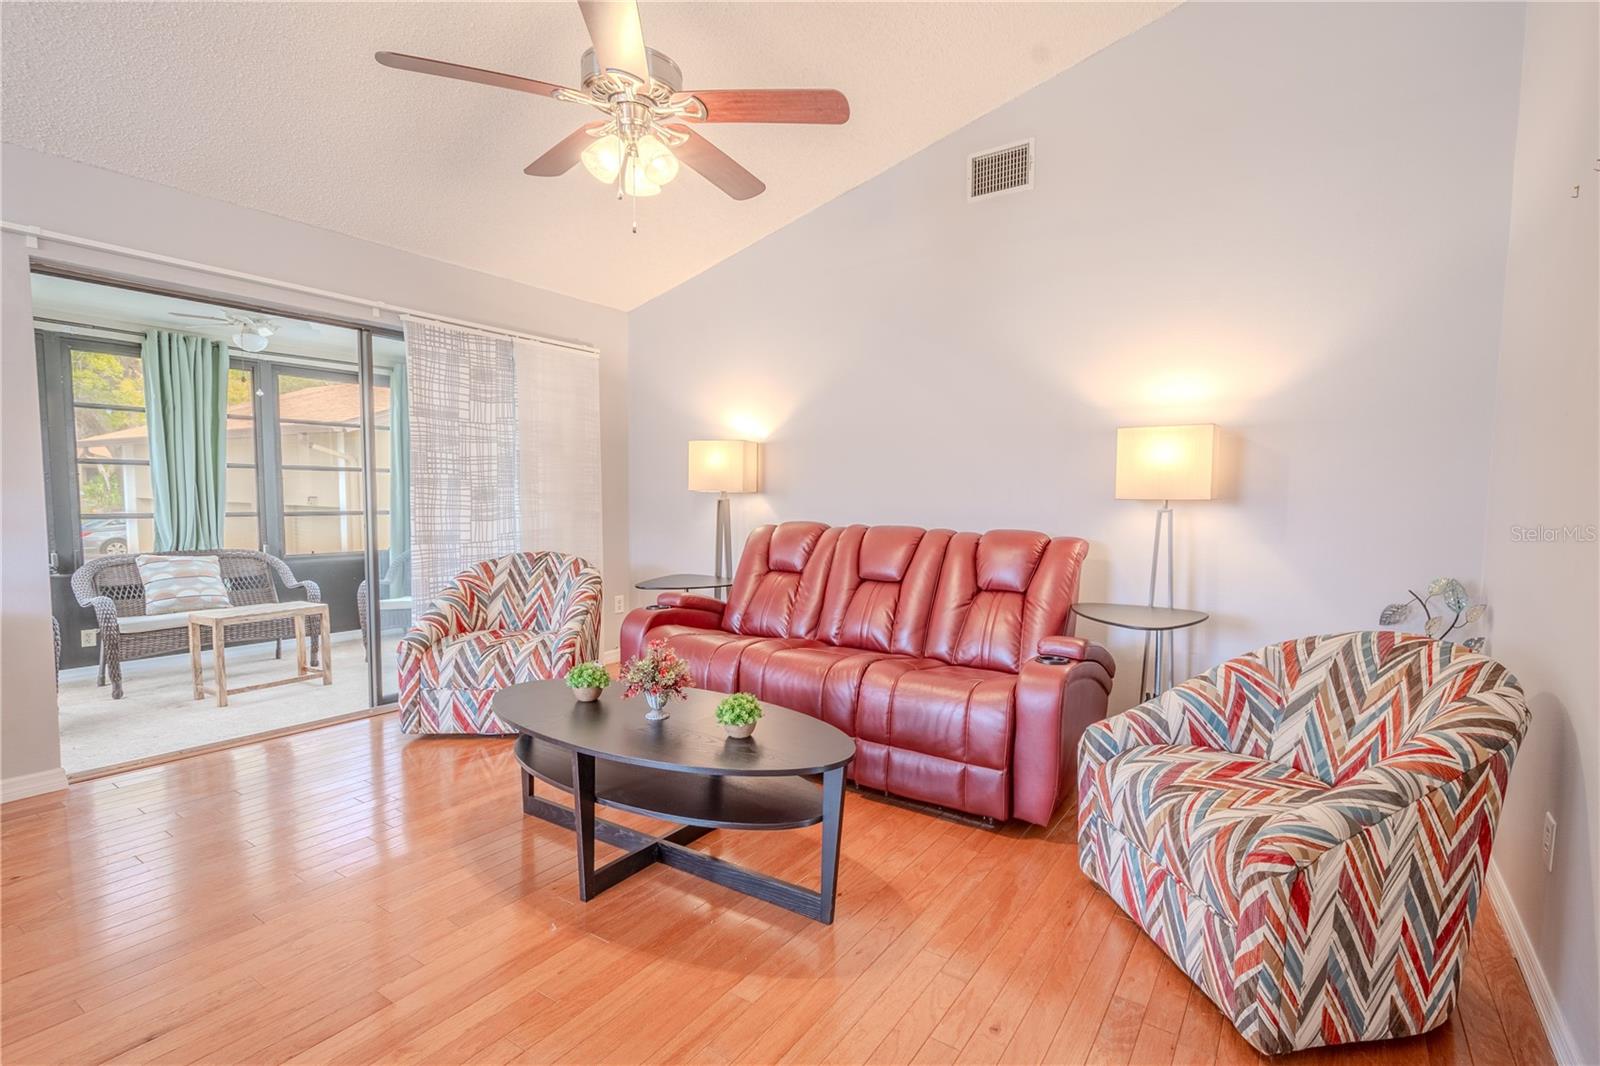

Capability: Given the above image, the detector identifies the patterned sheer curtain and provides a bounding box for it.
[401,318,521,608]
[514,339,602,572]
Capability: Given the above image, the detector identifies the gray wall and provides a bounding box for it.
[626,0,1600,1048]
[0,144,632,792]
[628,2,1523,709]
[1481,3,1600,1060]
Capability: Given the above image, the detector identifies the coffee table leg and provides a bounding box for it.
[818,766,845,924]
[571,751,598,901]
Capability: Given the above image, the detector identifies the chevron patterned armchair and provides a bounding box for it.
[398,551,602,735]
[1078,631,1529,1055]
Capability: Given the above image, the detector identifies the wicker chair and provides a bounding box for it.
[356,549,412,662]
[70,550,322,699]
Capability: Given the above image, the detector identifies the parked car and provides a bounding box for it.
[81,519,129,556]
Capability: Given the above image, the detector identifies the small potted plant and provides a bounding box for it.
[564,661,611,702]
[621,640,691,721]
[715,692,763,739]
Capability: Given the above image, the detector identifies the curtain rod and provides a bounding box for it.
[2,220,600,356]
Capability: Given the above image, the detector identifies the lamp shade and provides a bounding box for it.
[1115,424,1216,501]
[687,440,761,494]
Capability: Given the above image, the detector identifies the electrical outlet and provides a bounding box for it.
[613,594,626,615]
[80,629,98,648]
[1543,812,1557,872]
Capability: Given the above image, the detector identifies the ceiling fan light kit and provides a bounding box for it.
[170,310,276,352]
[375,0,849,225]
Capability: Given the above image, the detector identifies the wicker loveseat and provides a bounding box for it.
[1078,631,1530,1054]
[71,550,323,699]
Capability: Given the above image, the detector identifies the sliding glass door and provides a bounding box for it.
[363,334,411,706]
[34,272,411,765]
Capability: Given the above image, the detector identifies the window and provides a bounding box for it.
[223,366,262,550]
[38,327,394,568]
[272,369,389,555]
[67,348,155,557]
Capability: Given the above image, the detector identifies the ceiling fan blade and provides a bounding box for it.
[375,51,572,99]
[525,123,605,176]
[666,126,765,201]
[578,1,650,83]
[673,89,850,125]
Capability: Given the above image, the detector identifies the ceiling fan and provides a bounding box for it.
[375,0,850,207]
[169,311,278,353]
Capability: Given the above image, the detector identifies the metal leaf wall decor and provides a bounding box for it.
[1377,578,1489,650]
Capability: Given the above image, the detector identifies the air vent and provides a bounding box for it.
[968,139,1033,200]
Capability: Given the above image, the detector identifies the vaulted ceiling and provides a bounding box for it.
[1,2,1173,310]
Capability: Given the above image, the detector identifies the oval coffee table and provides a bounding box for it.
[492,681,857,924]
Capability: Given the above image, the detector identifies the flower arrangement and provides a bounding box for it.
[1378,578,1488,651]
[621,640,691,721]
[714,692,763,738]
[564,661,611,701]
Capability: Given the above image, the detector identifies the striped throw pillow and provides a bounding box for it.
[135,555,232,615]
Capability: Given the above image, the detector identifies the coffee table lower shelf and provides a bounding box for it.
[513,735,846,923]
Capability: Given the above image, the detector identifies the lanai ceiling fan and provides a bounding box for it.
[169,311,278,353]
[375,0,849,208]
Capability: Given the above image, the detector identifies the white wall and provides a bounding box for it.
[627,2,1524,714]
[0,229,62,795]
[1479,3,1600,1061]
[0,144,631,792]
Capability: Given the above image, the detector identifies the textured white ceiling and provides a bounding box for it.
[1,2,1173,310]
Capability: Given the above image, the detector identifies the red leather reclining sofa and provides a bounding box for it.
[621,522,1114,824]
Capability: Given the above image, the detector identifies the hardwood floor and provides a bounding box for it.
[0,713,1555,1066]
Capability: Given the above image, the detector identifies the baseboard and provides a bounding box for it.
[1,766,69,804]
[1486,860,1583,1065]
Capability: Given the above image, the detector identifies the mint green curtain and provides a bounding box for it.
[142,330,229,551]
[386,364,412,597]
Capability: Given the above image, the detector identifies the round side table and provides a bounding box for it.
[1070,602,1209,700]
[634,573,734,603]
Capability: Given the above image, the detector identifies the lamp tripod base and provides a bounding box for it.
[714,493,732,600]
[1141,502,1175,701]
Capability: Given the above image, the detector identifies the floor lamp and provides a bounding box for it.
[687,440,761,589]
[1115,424,1216,696]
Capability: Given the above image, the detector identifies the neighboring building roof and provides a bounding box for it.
[78,382,392,444]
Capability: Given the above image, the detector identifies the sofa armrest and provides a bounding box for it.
[1242,688,1530,888]
[400,588,479,659]
[1219,741,1521,1052]
[556,573,604,662]
[1012,644,1115,825]
[78,594,122,639]
[1037,635,1115,670]
[657,591,726,615]
[262,553,321,603]
[620,604,725,662]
